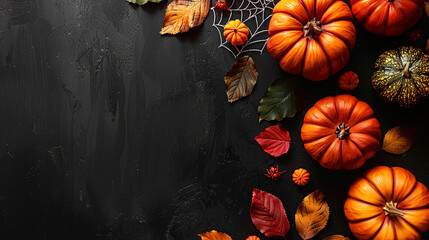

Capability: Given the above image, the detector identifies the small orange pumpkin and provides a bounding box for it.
[245,236,260,240]
[292,168,310,186]
[344,166,429,240]
[338,71,359,92]
[224,19,249,46]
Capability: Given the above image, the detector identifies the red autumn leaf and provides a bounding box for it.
[255,125,291,157]
[250,188,290,238]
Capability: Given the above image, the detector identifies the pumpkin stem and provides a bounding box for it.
[335,123,350,140]
[303,18,323,39]
[383,201,404,217]
[403,62,411,78]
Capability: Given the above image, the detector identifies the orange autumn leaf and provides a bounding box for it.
[160,0,210,35]
[295,189,330,240]
[382,125,417,155]
[198,230,232,240]
[323,235,349,240]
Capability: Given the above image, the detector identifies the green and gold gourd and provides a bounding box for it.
[372,46,429,108]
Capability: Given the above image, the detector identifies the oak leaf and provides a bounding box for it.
[323,235,349,240]
[160,0,210,35]
[255,125,291,157]
[198,230,232,240]
[295,189,330,240]
[382,125,417,155]
[127,0,162,5]
[224,56,258,103]
[258,78,306,122]
[250,188,290,238]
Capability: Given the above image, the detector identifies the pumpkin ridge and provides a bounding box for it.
[396,179,418,205]
[318,139,343,169]
[311,105,337,127]
[347,212,384,224]
[322,29,352,52]
[313,39,332,75]
[395,217,422,239]
[297,0,312,19]
[392,167,417,202]
[344,137,365,160]
[369,214,388,240]
[363,176,388,203]
[300,38,310,76]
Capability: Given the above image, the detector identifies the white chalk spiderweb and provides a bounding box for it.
[211,0,275,58]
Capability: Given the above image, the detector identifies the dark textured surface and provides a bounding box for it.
[0,0,429,239]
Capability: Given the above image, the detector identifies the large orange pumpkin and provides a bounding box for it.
[267,0,356,81]
[344,166,429,240]
[301,95,381,170]
[350,0,425,37]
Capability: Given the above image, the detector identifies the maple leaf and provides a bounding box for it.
[160,0,210,35]
[255,125,291,157]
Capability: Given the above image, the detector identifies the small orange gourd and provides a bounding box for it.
[338,71,359,92]
[245,236,260,240]
[224,19,249,46]
[292,168,310,186]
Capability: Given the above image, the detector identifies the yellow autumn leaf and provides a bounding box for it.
[295,189,330,240]
[382,126,417,155]
[160,0,210,35]
[198,230,232,240]
[323,235,349,240]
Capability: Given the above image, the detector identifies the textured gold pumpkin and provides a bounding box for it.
[372,46,429,108]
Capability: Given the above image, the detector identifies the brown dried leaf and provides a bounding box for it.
[160,0,210,35]
[224,56,258,103]
[295,189,330,240]
[323,235,349,240]
[382,125,417,155]
[198,230,232,240]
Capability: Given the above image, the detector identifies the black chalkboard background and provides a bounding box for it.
[1,0,429,239]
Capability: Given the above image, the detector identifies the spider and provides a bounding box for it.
[265,166,286,181]
[214,0,230,14]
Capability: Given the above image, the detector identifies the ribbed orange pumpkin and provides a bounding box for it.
[301,95,381,170]
[267,0,356,81]
[292,168,310,186]
[224,19,249,46]
[344,166,429,240]
[350,0,426,36]
[338,71,359,92]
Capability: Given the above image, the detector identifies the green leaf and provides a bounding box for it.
[127,0,163,5]
[258,78,306,122]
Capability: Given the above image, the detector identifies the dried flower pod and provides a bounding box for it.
[292,168,310,186]
[246,236,260,240]
[338,71,359,92]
